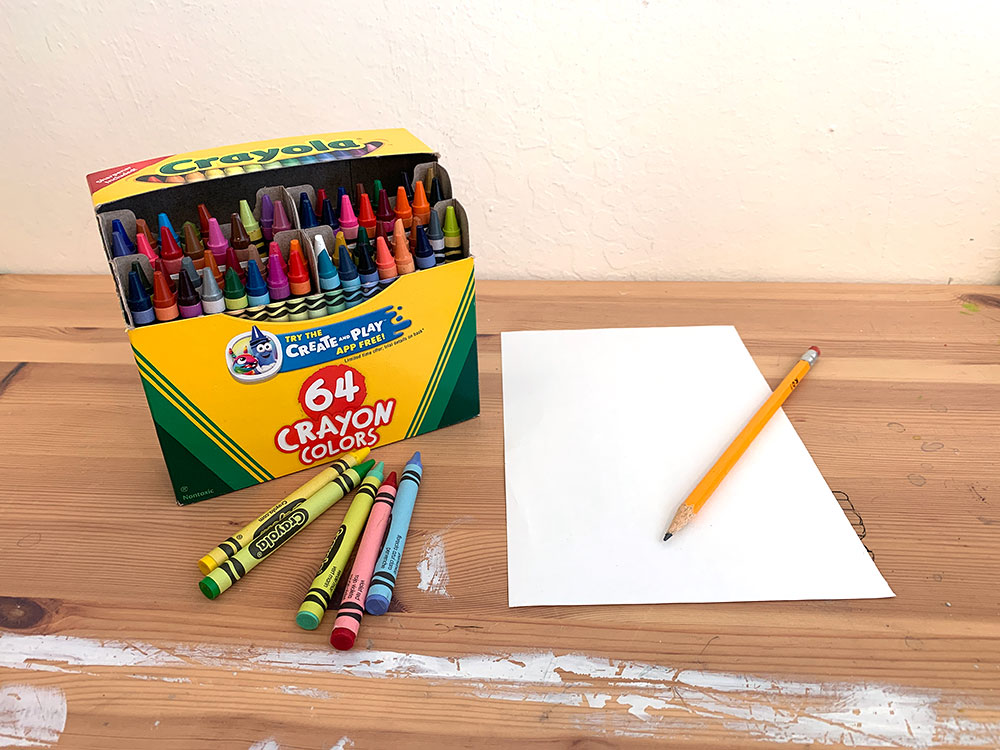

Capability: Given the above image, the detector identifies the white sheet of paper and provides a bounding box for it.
[501,325,894,607]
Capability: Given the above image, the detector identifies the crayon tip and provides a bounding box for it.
[427,209,443,240]
[330,627,356,651]
[199,577,221,600]
[365,594,389,616]
[176,268,200,307]
[299,192,317,229]
[157,212,179,243]
[338,244,358,280]
[354,458,376,477]
[110,230,134,258]
[297,611,321,631]
[383,471,398,488]
[409,451,422,468]
[320,198,338,229]
[261,194,274,221]
[127,270,151,308]
[224,266,246,298]
[316,247,336,280]
[200,265,223,300]
[246,258,267,296]
[197,204,213,238]
[111,219,134,250]
[160,226,183,260]
[239,199,260,232]
[662,532,673,542]
[229,213,251,250]
[135,218,157,250]
[315,188,328,217]
[182,223,204,259]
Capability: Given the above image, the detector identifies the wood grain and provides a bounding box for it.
[0,276,999,749]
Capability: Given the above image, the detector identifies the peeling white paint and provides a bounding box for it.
[248,739,280,750]
[416,533,452,597]
[0,684,67,749]
[1,633,998,748]
[277,686,332,700]
[329,737,353,750]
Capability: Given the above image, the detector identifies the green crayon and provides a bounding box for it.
[296,462,384,629]
[223,267,248,311]
[443,205,463,261]
[239,199,266,253]
[199,459,376,599]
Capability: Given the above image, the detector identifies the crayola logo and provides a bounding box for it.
[247,508,310,558]
[159,139,363,176]
[315,526,346,576]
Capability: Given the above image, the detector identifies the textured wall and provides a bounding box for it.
[2,1,999,282]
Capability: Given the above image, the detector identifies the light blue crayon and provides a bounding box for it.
[338,244,362,309]
[245,259,270,307]
[157,213,179,244]
[315,237,346,314]
[366,452,423,615]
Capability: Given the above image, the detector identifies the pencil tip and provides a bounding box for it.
[662,532,672,542]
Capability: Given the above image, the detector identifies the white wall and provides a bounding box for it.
[2,1,999,282]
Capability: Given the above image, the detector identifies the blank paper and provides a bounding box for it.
[501,326,894,607]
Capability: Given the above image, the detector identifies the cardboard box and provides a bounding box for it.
[87,129,479,504]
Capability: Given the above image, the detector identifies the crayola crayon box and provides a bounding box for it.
[87,129,478,504]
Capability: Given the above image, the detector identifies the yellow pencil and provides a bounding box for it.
[663,346,821,541]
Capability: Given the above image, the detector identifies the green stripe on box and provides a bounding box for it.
[415,297,480,433]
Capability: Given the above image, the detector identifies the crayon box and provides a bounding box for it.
[87,129,478,504]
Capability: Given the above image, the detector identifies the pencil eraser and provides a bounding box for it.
[808,346,820,356]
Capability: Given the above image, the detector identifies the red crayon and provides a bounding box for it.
[315,188,328,219]
[159,226,184,277]
[224,245,246,284]
[152,270,179,322]
[136,232,159,271]
[287,239,312,296]
[358,192,376,239]
[375,188,394,237]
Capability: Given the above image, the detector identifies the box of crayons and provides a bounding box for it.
[87,129,478,505]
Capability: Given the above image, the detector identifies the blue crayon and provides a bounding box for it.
[126,270,155,326]
[355,234,380,299]
[413,225,436,270]
[315,240,346,314]
[426,210,446,265]
[110,229,134,258]
[181,255,202,289]
[299,192,318,229]
[111,219,134,255]
[320,198,339,232]
[366,452,423,615]
[245,259,270,307]
[157,212,179,244]
[338,243,362,309]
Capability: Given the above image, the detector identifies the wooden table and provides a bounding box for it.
[1,276,998,749]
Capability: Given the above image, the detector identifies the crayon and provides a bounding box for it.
[443,205,463,261]
[268,241,288,277]
[184,172,205,182]
[203,243,224,285]
[426,210,446,265]
[176,270,203,319]
[198,459,377,597]
[265,300,290,322]
[197,204,214,239]
[157,212,180,245]
[413,225,436,271]
[244,305,269,322]
[239,199,265,253]
[335,187,349,221]
[111,219,134,255]
[399,171,414,201]
[266,250,291,300]
[330,473,398,649]
[372,179,384,201]
[110,229,134,258]
[299,192,318,229]
[316,242,346,314]
[243,164,264,173]
[181,223,206,269]
[272,199,293,235]
[205,218,229,265]
[374,236,397,289]
[315,188,328,217]
[224,166,244,176]
[393,219,415,275]
[180,255,202,289]
[355,183,367,211]
[374,219,388,249]
[319,197,339,232]
[296,463,385,630]
[263,161,283,170]
[180,219,201,244]
[366,452,423,615]
[229,212,252,260]
[429,176,445,205]
[200,266,226,315]
[394,186,412,232]
[135,218,157,251]
[131,260,152,294]
[355,231,380,299]
[375,188,395,237]
[224,246,246,284]
[339,193,359,246]
[245,259,270,307]
[204,168,225,179]
[126,270,156,326]
[223,266,248,312]
[159,226,184,276]
[260,194,275,241]
[358,192,377,239]
[287,240,312,296]
[246,242,265,274]
[152,270,179,322]
[333,231,347,264]
[411,180,431,231]
[305,292,328,319]
[355,225,374,264]
[338,243,362,309]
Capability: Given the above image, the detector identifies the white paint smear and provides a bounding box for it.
[0,684,67,749]
[248,739,280,750]
[416,533,452,597]
[1,633,997,748]
[277,685,332,700]
[329,738,353,750]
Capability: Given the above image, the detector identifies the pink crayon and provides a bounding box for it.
[136,231,160,271]
[272,199,293,235]
[205,218,229,265]
[339,193,359,246]
[330,473,398,651]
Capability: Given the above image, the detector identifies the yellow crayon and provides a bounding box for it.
[197,447,370,574]
[296,463,384,629]
[199,459,376,599]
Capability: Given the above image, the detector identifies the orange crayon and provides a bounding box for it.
[182,223,206,270]
[203,244,224,285]
[358,192,377,240]
[393,219,415,275]
[152,270,179,322]
[394,186,412,231]
[411,180,431,228]
[287,239,312,296]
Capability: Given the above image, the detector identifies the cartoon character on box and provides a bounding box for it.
[226,325,282,383]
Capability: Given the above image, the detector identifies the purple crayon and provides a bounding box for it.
[260,194,275,242]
